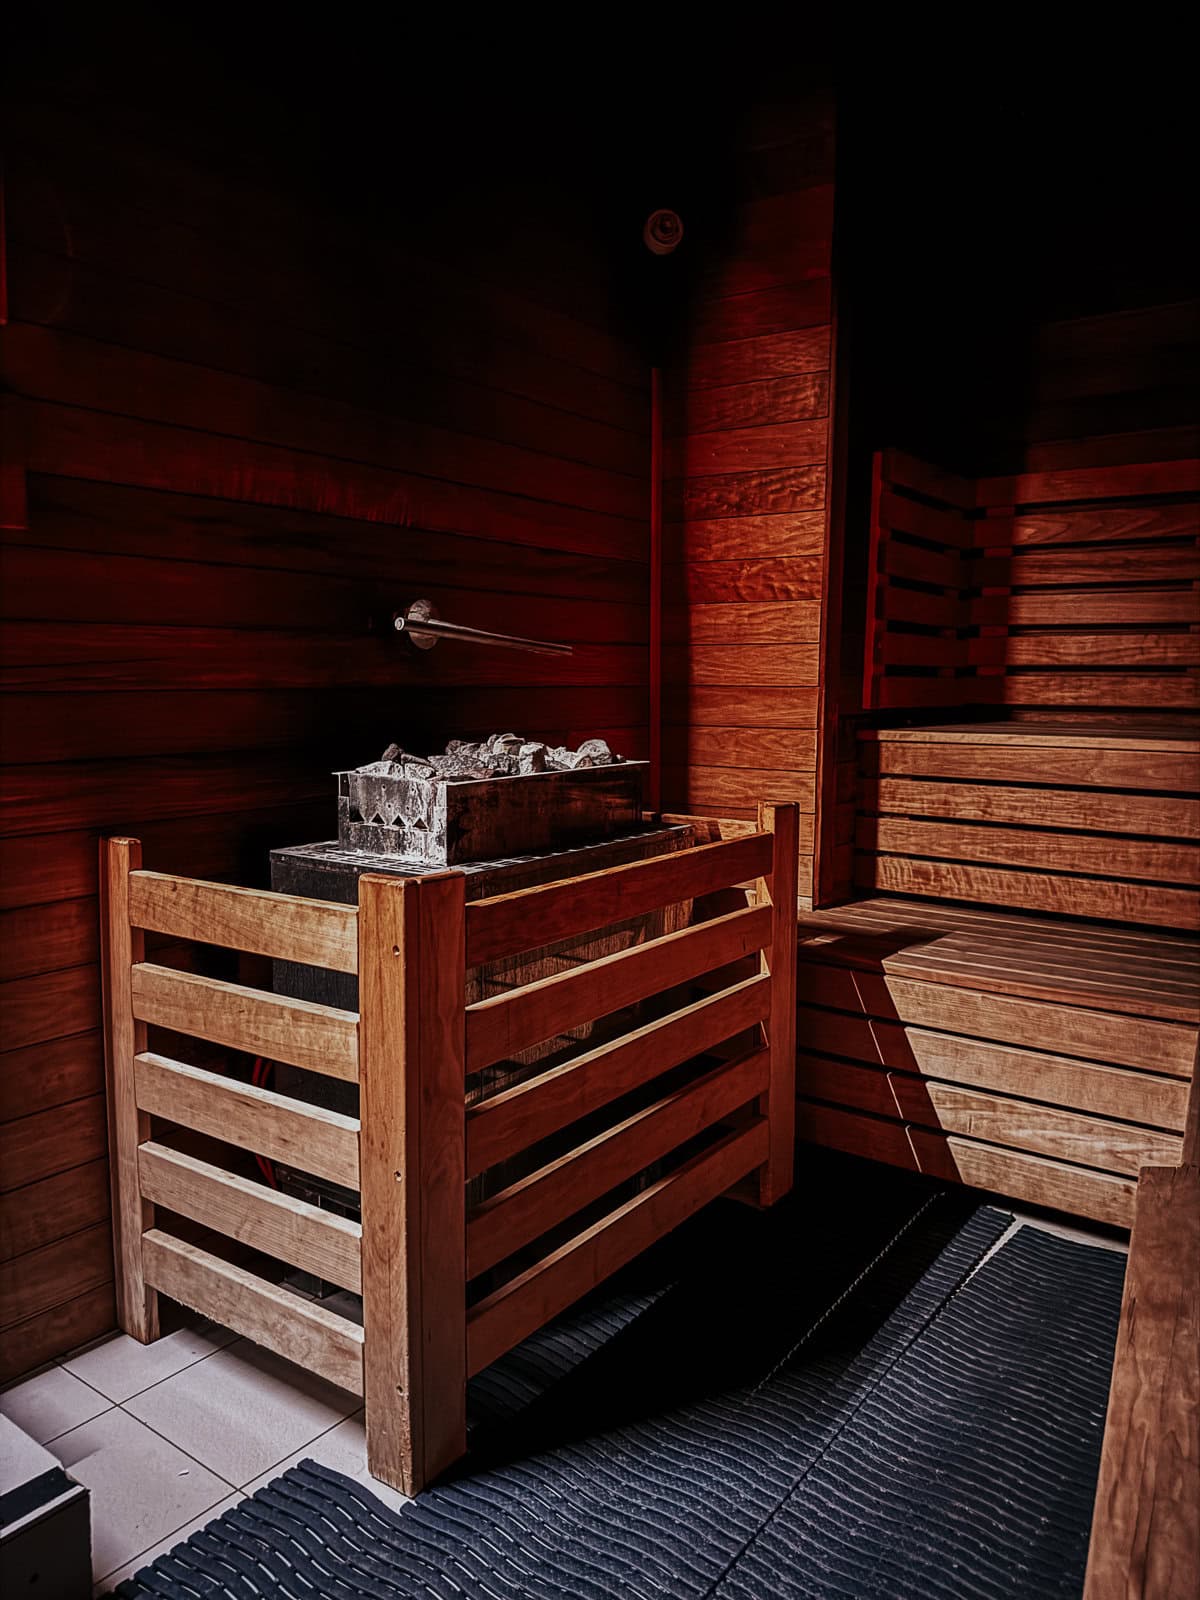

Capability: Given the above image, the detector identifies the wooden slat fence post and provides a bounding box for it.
[99,837,159,1341]
[358,871,468,1496]
[757,803,799,1204]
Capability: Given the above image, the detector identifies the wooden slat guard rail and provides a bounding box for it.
[99,804,798,1499]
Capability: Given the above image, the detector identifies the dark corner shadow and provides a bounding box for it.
[450,1149,980,1481]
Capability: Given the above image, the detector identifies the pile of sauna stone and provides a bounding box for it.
[353,733,624,782]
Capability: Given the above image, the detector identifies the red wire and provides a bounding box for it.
[251,1058,277,1187]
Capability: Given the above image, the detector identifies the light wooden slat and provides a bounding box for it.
[358,872,467,1498]
[862,737,1200,792]
[802,890,1200,955]
[657,812,759,840]
[131,963,359,1080]
[1084,1160,1200,1600]
[465,830,772,967]
[806,901,1200,970]
[757,801,799,1203]
[796,1102,1135,1227]
[797,1057,1181,1176]
[467,1045,768,1277]
[859,854,1200,933]
[99,838,158,1342]
[971,590,1200,628]
[129,870,358,973]
[803,898,1200,979]
[465,902,773,1073]
[993,503,1200,547]
[796,1017,1190,1131]
[800,921,1200,1011]
[990,673,1199,711]
[861,721,1200,751]
[968,633,1199,670]
[794,966,1199,1074]
[910,1127,1138,1227]
[977,457,1200,507]
[864,778,1200,840]
[819,948,1198,1024]
[857,818,1198,887]
[467,1119,768,1375]
[134,1052,360,1188]
[137,1142,362,1293]
[864,939,1198,1006]
[803,889,1200,947]
[467,973,769,1178]
[141,1229,364,1395]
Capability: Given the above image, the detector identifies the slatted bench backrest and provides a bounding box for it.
[857,724,1200,932]
[864,449,1200,715]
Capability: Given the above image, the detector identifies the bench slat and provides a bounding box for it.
[796,1102,1135,1228]
[142,1230,364,1395]
[797,1056,1182,1176]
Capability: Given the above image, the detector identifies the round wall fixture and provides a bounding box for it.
[643,208,684,255]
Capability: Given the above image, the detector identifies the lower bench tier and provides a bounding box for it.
[793,898,1199,1227]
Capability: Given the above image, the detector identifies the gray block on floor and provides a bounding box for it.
[0,1415,91,1599]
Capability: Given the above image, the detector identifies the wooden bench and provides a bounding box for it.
[1083,1065,1199,1600]
[794,896,1198,1227]
[857,723,1200,932]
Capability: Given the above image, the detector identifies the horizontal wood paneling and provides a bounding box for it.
[663,101,835,903]
[858,726,1200,932]
[0,84,651,1374]
[0,1158,110,1262]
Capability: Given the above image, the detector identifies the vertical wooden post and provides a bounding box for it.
[359,871,467,1496]
[756,803,799,1205]
[98,837,159,1342]
[649,365,663,813]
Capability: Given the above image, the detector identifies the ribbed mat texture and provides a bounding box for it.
[116,1161,1125,1599]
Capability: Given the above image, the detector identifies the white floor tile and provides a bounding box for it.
[62,1319,236,1403]
[46,1408,232,1583]
[240,1409,410,1512]
[0,1364,111,1443]
[124,1338,360,1487]
[94,1491,243,1595]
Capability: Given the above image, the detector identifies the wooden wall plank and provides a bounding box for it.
[1,70,652,1377]
[858,818,1197,886]
[0,1157,110,1262]
[661,100,835,877]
